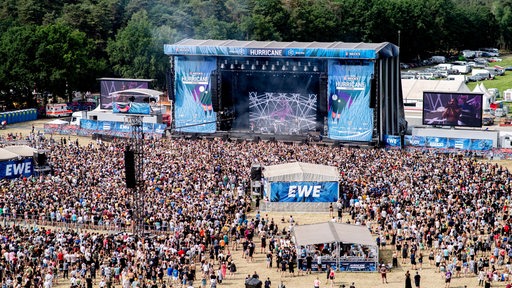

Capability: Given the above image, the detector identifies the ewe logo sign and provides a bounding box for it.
[0,158,33,179]
[270,181,338,202]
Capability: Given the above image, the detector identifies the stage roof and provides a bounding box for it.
[401,79,470,101]
[293,222,375,246]
[164,39,399,59]
[263,162,339,182]
[3,145,37,157]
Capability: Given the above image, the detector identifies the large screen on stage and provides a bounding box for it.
[174,56,217,133]
[226,72,320,134]
[422,92,483,127]
[100,79,149,109]
[327,60,374,141]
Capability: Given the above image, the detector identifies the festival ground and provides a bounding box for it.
[1,120,512,288]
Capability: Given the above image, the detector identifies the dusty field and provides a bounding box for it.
[2,119,512,287]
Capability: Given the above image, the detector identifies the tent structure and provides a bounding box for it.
[472,83,494,109]
[0,145,37,179]
[263,162,339,182]
[292,222,378,272]
[262,162,340,204]
[47,119,69,125]
[3,145,37,157]
[401,79,470,104]
[0,148,20,161]
[108,88,164,103]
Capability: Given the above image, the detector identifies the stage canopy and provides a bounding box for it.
[263,162,339,182]
[3,145,37,157]
[0,148,20,161]
[109,88,163,103]
[164,39,405,144]
[164,39,399,59]
[293,222,374,246]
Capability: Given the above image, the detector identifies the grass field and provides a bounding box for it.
[465,54,512,95]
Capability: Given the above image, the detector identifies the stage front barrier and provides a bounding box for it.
[260,202,330,213]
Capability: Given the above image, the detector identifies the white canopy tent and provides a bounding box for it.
[293,222,375,247]
[3,145,37,158]
[0,148,21,161]
[263,162,339,182]
[292,222,378,272]
[47,119,69,125]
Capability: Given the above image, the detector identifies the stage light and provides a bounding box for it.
[292,66,298,71]
[246,60,250,65]
[256,60,260,65]
[313,66,319,72]
[286,61,290,66]
[241,64,246,70]
[220,63,225,69]
[282,65,287,71]
[251,64,256,70]
[304,66,309,72]
[271,64,276,71]
[261,64,267,70]
[230,64,235,69]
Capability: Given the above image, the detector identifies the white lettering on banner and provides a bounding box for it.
[288,185,321,198]
[5,162,31,177]
[387,138,398,145]
[249,49,283,56]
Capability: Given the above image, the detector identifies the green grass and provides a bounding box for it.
[465,55,512,96]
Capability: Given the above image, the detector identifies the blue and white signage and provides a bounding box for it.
[270,181,338,202]
[0,158,33,179]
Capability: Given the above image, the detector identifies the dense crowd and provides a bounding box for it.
[0,134,510,287]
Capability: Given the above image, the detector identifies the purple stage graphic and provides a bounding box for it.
[249,92,317,134]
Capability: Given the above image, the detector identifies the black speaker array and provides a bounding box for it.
[124,147,136,189]
[210,70,220,112]
[167,68,175,102]
[369,77,377,108]
[250,166,262,181]
[33,151,47,167]
[318,73,328,115]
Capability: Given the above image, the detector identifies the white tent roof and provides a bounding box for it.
[47,119,68,125]
[109,88,163,103]
[3,145,37,157]
[402,79,470,101]
[0,148,21,161]
[293,222,375,246]
[263,162,339,182]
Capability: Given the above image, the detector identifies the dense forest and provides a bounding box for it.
[0,0,511,108]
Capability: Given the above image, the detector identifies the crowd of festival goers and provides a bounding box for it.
[0,132,510,287]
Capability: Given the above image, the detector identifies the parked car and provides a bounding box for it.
[467,73,489,82]
[483,116,495,126]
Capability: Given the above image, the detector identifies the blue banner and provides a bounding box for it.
[113,102,151,115]
[339,262,377,272]
[470,139,493,151]
[327,60,374,141]
[404,135,426,147]
[270,181,338,202]
[426,136,448,149]
[164,45,378,59]
[384,135,401,147]
[0,158,33,179]
[174,56,217,133]
[447,138,472,150]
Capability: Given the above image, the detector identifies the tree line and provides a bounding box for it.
[0,0,510,108]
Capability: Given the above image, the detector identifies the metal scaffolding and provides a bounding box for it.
[126,115,145,235]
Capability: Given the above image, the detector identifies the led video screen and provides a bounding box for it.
[422,92,483,128]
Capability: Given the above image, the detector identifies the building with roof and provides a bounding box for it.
[164,39,406,145]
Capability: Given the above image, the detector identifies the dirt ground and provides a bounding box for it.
[3,119,512,288]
